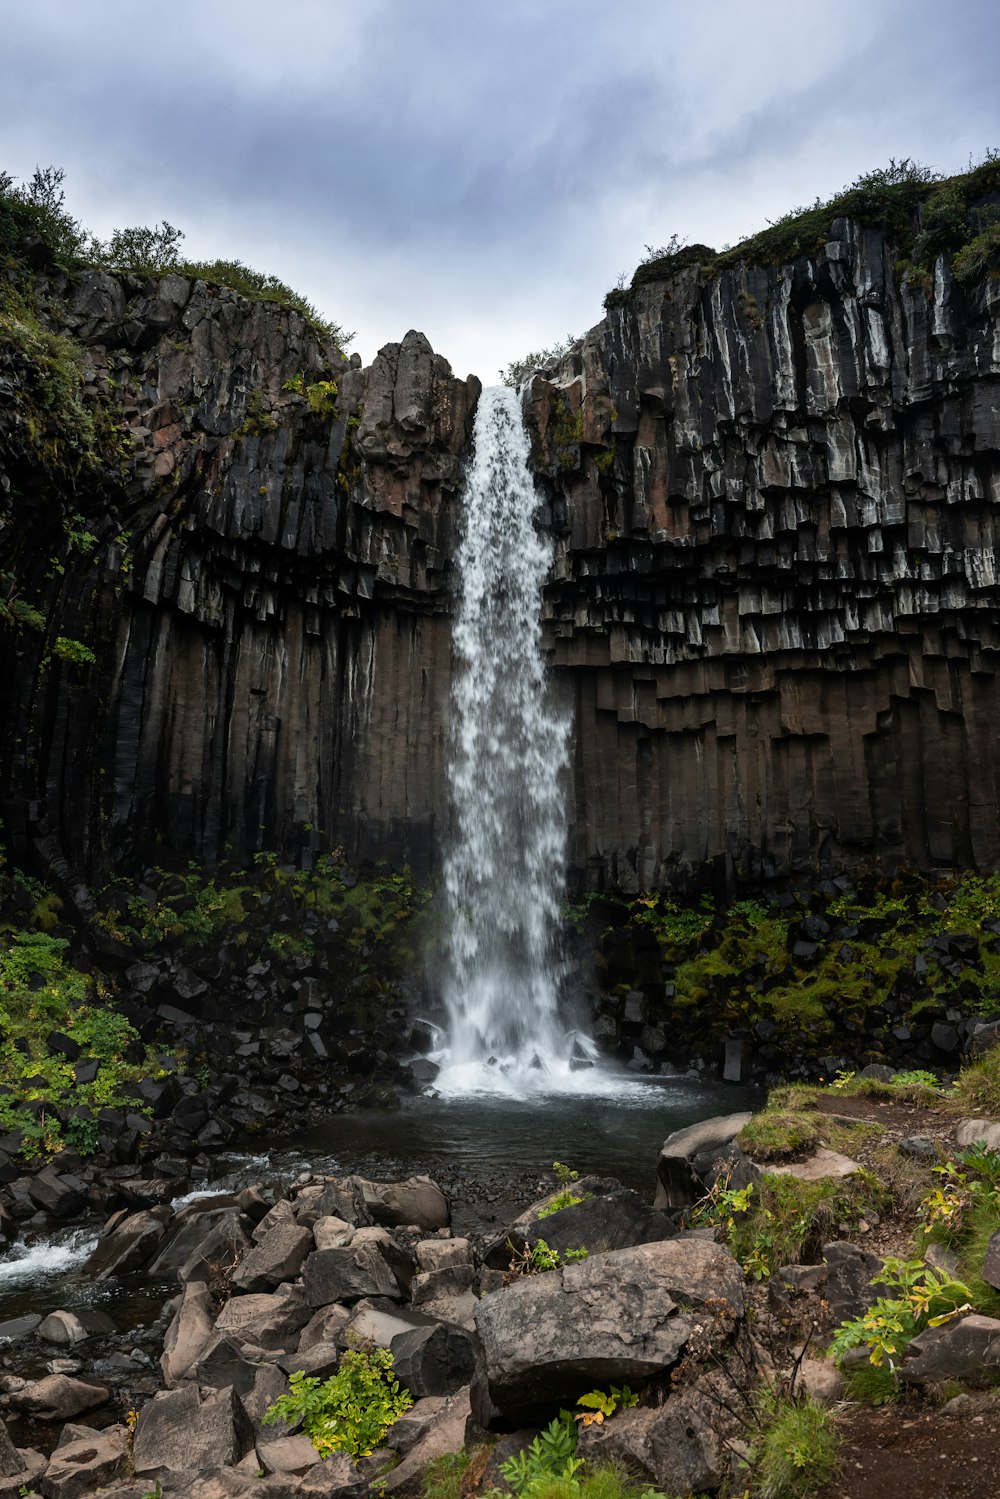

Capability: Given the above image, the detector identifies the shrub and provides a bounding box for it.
[262,1349,412,1459]
[90,221,184,276]
[0,166,87,263]
[828,1256,973,1368]
[501,335,579,387]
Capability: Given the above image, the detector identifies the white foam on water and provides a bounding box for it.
[0,1229,97,1288]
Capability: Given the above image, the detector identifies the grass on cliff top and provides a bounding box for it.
[607,149,1000,305]
[0,165,352,348]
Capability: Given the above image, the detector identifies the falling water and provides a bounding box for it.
[434,385,596,1094]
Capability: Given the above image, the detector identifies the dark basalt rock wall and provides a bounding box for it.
[526,220,1000,890]
[2,220,1000,894]
[1,269,477,880]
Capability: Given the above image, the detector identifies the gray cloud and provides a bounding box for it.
[2,0,999,378]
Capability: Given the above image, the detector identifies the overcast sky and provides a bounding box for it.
[3,0,999,380]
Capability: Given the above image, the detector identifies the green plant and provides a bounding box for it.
[842,1360,900,1406]
[747,1389,839,1499]
[575,1386,638,1427]
[503,1238,587,1282]
[500,1414,582,1496]
[501,336,578,387]
[828,1256,973,1368]
[538,1162,592,1218]
[90,220,184,275]
[421,1451,470,1499]
[262,1349,412,1459]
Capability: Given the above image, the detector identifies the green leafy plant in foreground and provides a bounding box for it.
[828,1256,972,1368]
[497,1413,665,1499]
[262,1348,412,1459]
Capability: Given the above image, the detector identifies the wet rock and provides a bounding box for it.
[27,1167,87,1221]
[86,1208,168,1279]
[10,1374,110,1421]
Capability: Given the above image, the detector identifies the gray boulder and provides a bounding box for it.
[213,1291,311,1351]
[133,1384,255,1478]
[0,1418,25,1479]
[345,1300,475,1398]
[356,1175,450,1231]
[654,1113,753,1211]
[230,1222,313,1293]
[85,1209,168,1279]
[577,1368,745,1497]
[37,1425,129,1499]
[821,1241,881,1321]
[302,1242,403,1306]
[900,1314,1000,1386]
[161,1281,216,1385]
[474,1238,744,1424]
[10,1375,109,1421]
[146,1197,244,1277]
[485,1178,674,1268]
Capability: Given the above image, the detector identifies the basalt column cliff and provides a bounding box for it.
[2,215,1000,893]
[527,220,1000,890]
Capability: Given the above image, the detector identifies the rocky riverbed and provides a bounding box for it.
[1,1067,1000,1498]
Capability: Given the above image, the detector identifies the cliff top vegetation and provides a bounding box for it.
[0,165,353,348]
[607,150,1000,308]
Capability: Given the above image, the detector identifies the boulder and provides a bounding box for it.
[795,1358,844,1405]
[576,1368,744,1497]
[821,1241,881,1321]
[415,1239,472,1273]
[356,1176,450,1231]
[213,1291,313,1351]
[230,1222,313,1293]
[0,1419,24,1479]
[381,1386,470,1496]
[313,1216,355,1250]
[486,1179,674,1267]
[769,1148,859,1182]
[954,1119,1000,1152]
[302,1242,402,1307]
[133,1384,255,1478]
[178,1211,254,1284]
[252,1199,297,1242]
[37,1311,88,1348]
[161,1281,216,1385]
[297,1179,373,1229]
[37,1426,129,1499]
[10,1375,109,1421]
[147,1198,243,1276]
[85,1209,167,1279]
[27,1167,87,1220]
[384,1396,451,1455]
[257,1434,322,1476]
[346,1300,475,1398]
[654,1113,753,1211]
[474,1238,744,1424]
[900,1314,1000,1386]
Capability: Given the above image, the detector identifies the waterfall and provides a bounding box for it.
[433,384,595,1094]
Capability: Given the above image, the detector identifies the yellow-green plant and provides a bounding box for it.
[828,1256,972,1368]
[262,1349,412,1459]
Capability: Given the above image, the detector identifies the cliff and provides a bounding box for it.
[2,192,1000,895]
[528,217,1000,890]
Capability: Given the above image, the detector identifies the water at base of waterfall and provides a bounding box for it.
[432,385,601,1097]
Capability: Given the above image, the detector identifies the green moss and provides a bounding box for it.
[737,1110,822,1161]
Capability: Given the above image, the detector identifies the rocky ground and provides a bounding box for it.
[0,1064,999,1497]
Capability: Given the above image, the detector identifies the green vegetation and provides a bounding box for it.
[746,1389,839,1499]
[690,1167,889,1281]
[951,1046,1000,1115]
[500,335,579,387]
[537,1161,592,1219]
[262,1348,413,1459]
[607,151,1000,308]
[421,1451,470,1499]
[496,1412,664,1499]
[0,926,166,1157]
[919,1141,1000,1316]
[0,165,351,346]
[582,871,1000,1068]
[829,1256,973,1369]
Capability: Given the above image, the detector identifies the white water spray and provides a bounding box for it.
[434,385,597,1095]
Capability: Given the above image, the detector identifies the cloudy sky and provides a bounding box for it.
[2,0,999,380]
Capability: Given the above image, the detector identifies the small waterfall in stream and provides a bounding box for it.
[432,384,598,1095]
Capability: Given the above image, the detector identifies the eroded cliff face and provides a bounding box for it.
[0,268,478,880]
[2,220,1000,895]
[527,220,1000,889]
